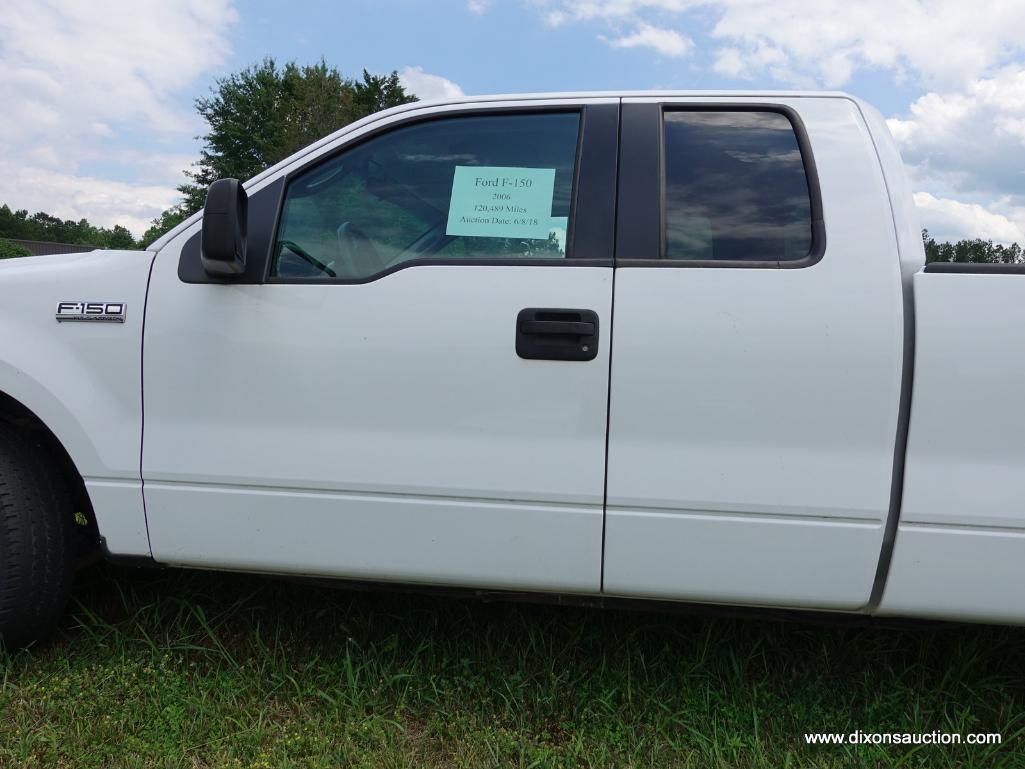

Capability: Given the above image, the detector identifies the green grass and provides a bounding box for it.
[2,564,1024,768]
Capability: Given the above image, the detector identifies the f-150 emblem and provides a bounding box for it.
[55,302,127,323]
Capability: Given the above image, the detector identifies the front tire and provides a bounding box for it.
[0,425,75,649]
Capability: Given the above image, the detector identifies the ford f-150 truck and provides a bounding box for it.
[2,91,1022,647]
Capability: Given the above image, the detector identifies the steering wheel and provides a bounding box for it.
[278,240,336,278]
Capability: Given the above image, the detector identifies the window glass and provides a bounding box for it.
[663,111,814,263]
[272,112,580,280]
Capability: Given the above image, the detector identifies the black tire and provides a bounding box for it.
[0,424,75,650]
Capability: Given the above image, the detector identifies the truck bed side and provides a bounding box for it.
[880,265,1025,622]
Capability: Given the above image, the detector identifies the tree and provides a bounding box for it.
[349,70,414,121]
[106,225,136,250]
[0,204,138,250]
[140,208,188,248]
[922,229,1024,265]
[174,59,417,218]
[0,238,31,259]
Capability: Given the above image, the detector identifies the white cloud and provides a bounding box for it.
[891,70,1025,243]
[608,23,692,57]
[467,0,492,12]
[712,42,794,83]
[887,69,1025,202]
[0,0,238,235]
[702,0,1025,89]
[399,66,466,101]
[914,192,1025,245]
[535,1,1025,89]
[0,1,237,138]
[541,0,699,25]
[0,160,182,237]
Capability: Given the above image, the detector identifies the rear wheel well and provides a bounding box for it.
[0,391,100,558]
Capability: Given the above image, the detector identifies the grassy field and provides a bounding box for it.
[1,564,1024,768]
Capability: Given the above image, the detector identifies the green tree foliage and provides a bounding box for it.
[922,228,1024,264]
[174,59,417,218]
[0,238,32,259]
[140,208,188,248]
[0,204,137,250]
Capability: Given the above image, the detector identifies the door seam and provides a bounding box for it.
[599,98,623,593]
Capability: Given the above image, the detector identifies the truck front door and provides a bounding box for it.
[142,100,619,593]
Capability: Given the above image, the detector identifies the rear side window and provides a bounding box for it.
[272,112,580,281]
[663,110,814,263]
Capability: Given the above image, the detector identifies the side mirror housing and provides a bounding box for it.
[201,178,248,276]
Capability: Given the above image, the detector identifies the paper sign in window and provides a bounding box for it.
[446,166,556,240]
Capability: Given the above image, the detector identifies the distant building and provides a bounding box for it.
[5,239,96,256]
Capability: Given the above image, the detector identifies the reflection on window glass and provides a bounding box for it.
[272,113,580,280]
[663,111,813,263]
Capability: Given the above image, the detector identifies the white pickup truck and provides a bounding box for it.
[2,91,1022,647]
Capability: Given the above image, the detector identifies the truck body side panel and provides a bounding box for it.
[0,250,153,556]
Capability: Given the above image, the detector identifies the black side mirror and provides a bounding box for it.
[201,178,248,276]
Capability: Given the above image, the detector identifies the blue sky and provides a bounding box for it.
[2,1,1025,243]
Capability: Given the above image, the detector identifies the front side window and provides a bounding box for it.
[663,110,814,263]
[272,112,580,280]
